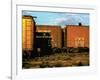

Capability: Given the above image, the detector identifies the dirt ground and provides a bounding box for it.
[23,52,89,69]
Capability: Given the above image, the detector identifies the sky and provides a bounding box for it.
[22,11,89,27]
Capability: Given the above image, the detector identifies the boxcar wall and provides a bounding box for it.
[36,25,62,49]
[22,15,36,58]
[64,25,89,52]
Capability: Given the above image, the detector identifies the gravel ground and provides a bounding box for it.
[22,52,89,69]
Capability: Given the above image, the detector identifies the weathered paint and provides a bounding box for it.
[22,16,36,51]
[36,25,62,48]
[64,25,89,48]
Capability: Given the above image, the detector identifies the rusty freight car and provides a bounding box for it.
[64,24,89,52]
[36,25,62,49]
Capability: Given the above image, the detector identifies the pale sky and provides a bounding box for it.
[22,11,89,27]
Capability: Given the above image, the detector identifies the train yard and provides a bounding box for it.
[22,15,89,69]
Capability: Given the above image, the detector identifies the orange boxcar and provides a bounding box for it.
[22,15,36,51]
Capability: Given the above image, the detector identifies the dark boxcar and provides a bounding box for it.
[36,32,52,56]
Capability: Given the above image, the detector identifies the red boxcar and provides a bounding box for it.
[36,25,62,48]
[64,25,89,48]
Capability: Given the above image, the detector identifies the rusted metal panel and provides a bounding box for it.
[64,25,89,48]
[36,25,62,48]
